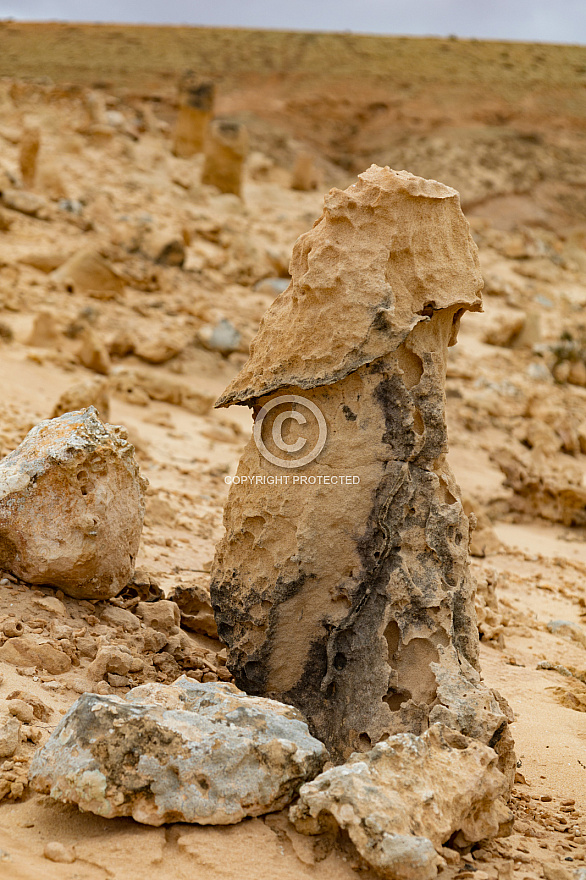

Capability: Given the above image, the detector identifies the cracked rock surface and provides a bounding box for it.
[211,165,514,773]
[29,677,328,826]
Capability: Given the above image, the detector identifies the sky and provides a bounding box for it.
[1,0,585,45]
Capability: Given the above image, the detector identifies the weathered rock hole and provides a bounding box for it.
[383,689,411,711]
[384,619,401,660]
[333,652,347,671]
[357,733,372,751]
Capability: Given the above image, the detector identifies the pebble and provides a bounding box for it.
[43,841,76,863]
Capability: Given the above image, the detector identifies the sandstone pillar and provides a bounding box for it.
[210,166,514,775]
[171,73,215,158]
[201,119,248,197]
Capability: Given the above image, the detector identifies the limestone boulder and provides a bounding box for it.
[0,407,147,600]
[29,677,328,826]
[290,724,512,880]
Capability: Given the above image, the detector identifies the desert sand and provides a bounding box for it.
[0,22,585,880]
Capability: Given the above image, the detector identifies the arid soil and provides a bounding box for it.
[0,23,585,880]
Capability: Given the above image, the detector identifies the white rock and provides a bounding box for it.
[29,677,327,826]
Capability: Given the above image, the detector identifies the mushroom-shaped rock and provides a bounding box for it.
[29,678,328,826]
[0,407,146,600]
[210,166,514,774]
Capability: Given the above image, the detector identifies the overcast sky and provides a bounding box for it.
[1,0,585,44]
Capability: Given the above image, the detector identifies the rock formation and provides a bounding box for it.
[201,120,248,197]
[19,126,40,189]
[51,248,125,299]
[290,723,512,880]
[211,165,514,772]
[291,150,320,192]
[171,73,215,158]
[0,407,146,600]
[29,677,328,826]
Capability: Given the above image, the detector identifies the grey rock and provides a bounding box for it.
[198,319,241,356]
[29,677,327,826]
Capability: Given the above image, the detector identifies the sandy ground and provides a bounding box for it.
[0,28,586,879]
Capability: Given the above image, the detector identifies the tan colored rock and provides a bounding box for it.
[111,368,214,415]
[0,407,147,600]
[135,600,180,635]
[51,248,125,299]
[291,151,321,192]
[0,636,71,675]
[171,74,215,158]
[140,227,185,267]
[493,445,586,527]
[19,126,40,188]
[290,724,511,880]
[52,377,110,422]
[0,188,51,219]
[0,717,21,757]
[170,583,218,638]
[26,311,60,347]
[88,645,134,681]
[568,359,586,387]
[43,842,76,864]
[77,328,111,375]
[211,166,513,773]
[134,332,187,365]
[202,119,249,197]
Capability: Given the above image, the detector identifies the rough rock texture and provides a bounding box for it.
[29,677,328,826]
[211,166,514,773]
[171,74,215,158]
[493,445,586,526]
[290,724,512,880]
[0,407,147,600]
[201,120,249,197]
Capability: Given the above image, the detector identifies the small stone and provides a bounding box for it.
[51,248,124,299]
[77,328,111,375]
[88,646,133,681]
[0,718,20,757]
[197,319,241,356]
[43,841,76,863]
[7,699,34,723]
[135,600,180,635]
[29,677,328,826]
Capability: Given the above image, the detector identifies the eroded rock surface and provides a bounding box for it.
[0,407,146,599]
[202,120,249,197]
[211,165,514,771]
[29,677,328,826]
[290,724,512,880]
